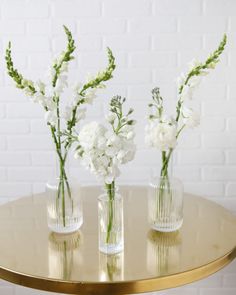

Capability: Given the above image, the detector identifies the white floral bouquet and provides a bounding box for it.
[145,34,227,179]
[5,25,116,227]
[73,95,136,242]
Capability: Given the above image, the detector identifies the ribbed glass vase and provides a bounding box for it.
[148,176,184,232]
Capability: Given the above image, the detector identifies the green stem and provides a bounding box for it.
[105,181,115,244]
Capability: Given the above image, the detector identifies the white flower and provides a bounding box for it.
[106,112,116,123]
[76,120,136,183]
[84,89,97,104]
[145,121,177,151]
[182,106,200,128]
[188,58,201,70]
[45,110,57,126]
[35,80,46,93]
[54,75,68,95]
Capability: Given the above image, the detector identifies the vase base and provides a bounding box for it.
[151,219,183,233]
[48,219,83,234]
[99,243,123,254]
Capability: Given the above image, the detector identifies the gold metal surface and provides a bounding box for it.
[0,186,235,295]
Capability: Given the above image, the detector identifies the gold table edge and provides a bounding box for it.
[0,246,235,295]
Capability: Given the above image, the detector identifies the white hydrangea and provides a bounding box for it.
[76,121,136,184]
[145,121,177,151]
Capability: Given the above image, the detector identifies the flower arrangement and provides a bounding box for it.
[5,25,116,230]
[145,34,227,179]
[73,95,136,244]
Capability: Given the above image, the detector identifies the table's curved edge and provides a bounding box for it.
[0,246,235,295]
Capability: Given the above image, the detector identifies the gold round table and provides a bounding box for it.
[0,186,235,295]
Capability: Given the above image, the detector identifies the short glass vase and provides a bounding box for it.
[46,177,83,234]
[148,177,184,232]
[98,190,124,254]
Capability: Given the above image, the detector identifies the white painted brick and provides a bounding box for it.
[214,198,236,213]
[153,34,203,50]
[104,35,150,50]
[6,103,44,118]
[178,133,201,148]
[202,101,236,116]
[0,87,27,102]
[227,118,236,132]
[53,35,102,51]
[205,0,236,16]
[112,69,151,84]
[30,120,49,134]
[222,260,236,274]
[28,52,52,70]
[2,1,49,18]
[0,183,31,198]
[178,150,224,165]
[31,151,55,166]
[78,19,126,34]
[226,151,236,164]
[184,182,225,197]
[200,117,225,132]
[162,287,198,295]
[0,286,14,295]
[52,20,77,35]
[179,16,228,33]
[154,0,202,15]
[0,20,25,35]
[203,134,236,148]
[200,288,236,295]
[0,120,29,134]
[0,104,6,118]
[0,152,30,166]
[4,36,50,52]
[173,166,201,181]
[79,51,127,68]
[0,136,6,150]
[225,182,236,196]
[7,135,51,151]
[0,168,7,181]
[103,0,151,17]
[8,167,52,182]
[129,17,177,33]
[53,0,101,17]
[129,51,177,67]
[26,20,52,35]
[229,17,236,32]
[203,167,236,181]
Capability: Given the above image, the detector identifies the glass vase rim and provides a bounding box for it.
[98,193,122,202]
[149,176,183,186]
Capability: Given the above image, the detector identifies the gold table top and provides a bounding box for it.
[0,186,235,295]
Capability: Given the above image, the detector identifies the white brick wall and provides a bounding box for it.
[0,0,235,294]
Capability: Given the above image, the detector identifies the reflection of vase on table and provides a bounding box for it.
[99,252,124,282]
[48,232,81,280]
[147,230,181,276]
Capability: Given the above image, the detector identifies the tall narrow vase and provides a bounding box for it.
[46,158,83,234]
[98,186,124,254]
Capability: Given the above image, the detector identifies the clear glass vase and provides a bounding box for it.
[46,168,83,234]
[98,188,124,254]
[148,176,184,232]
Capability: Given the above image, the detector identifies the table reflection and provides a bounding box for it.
[48,231,82,280]
[99,252,124,281]
[147,230,181,276]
